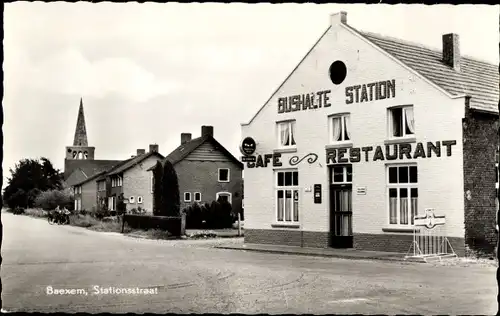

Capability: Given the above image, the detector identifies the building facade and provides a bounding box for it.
[241,12,499,256]
[150,126,244,215]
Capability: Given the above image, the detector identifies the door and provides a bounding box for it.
[329,184,353,248]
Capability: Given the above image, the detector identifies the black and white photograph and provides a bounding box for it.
[1,2,499,314]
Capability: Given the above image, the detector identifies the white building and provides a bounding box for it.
[240,12,499,256]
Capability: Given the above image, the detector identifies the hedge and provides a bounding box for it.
[123,214,184,237]
[183,200,234,229]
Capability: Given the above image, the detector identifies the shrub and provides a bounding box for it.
[184,200,233,229]
[12,207,25,215]
[24,208,48,218]
[35,189,73,211]
[92,205,111,220]
[153,160,180,216]
[130,207,147,215]
[116,193,126,216]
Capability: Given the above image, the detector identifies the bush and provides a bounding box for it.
[12,207,25,215]
[130,206,147,215]
[123,214,182,236]
[92,205,111,220]
[35,189,73,211]
[183,200,233,229]
[24,208,48,218]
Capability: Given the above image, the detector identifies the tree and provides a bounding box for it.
[3,157,63,209]
[153,160,180,217]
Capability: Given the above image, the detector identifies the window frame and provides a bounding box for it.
[137,196,143,204]
[275,169,300,224]
[386,164,419,227]
[330,165,353,184]
[216,192,232,204]
[218,168,230,182]
[129,196,135,204]
[328,113,352,144]
[184,192,192,202]
[387,105,415,139]
[276,120,297,149]
[194,192,202,202]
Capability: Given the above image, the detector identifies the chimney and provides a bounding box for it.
[137,149,146,156]
[330,11,347,26]
[149,144,159,153]
[201,126,214,138]
[181,133,192,145]
[442,33,460,71]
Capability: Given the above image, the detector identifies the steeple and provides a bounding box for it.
[73,97,88,146]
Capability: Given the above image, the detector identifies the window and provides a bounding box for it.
[275,170,299,223]
[387,165,418,226]
[277,120,296,148]
[194,192,201,202]
[118,176,122,187]
[184,192,191,202]
[388,106,415,138]
[218,168,230,182]
[108,196,115,211]
[137,196,143,204]
[129,196,135,204]
[216,192,232,204]
[150,174,154,193]
[331,165,352,184]
[329,114,351,143]
[97,181,105,192]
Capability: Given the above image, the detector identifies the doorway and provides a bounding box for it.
[329,165,353,248]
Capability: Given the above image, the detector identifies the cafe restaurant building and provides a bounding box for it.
[240,12,499,256]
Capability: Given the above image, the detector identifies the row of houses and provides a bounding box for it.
[65,103,243,215]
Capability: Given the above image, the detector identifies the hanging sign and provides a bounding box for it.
[240,137,257,156]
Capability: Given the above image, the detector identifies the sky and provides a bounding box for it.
[3,3,499,186]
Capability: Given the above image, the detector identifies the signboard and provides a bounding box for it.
[414,208,446,229]
[241,156,256,163]
[240,137,256,156]
[356,187,367,195]
[314,184,322,204]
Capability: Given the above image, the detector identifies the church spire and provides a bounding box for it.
[73,97,88,146]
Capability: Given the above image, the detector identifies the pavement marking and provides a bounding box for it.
[327,298,371,304]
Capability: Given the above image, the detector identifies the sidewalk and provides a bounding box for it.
[216,243,416,262]
[186,228,243,238]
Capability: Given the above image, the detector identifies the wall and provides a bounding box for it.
[463,105,499,254]
[175,142,243,214]
[122,155,163,213]
[241,17,466,250]
[80,180,98,212]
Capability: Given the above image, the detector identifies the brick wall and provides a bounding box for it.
[123,155,162,214]
[245,229,329,248]
[354,233,465,256]
[174,160,243,215]
[462,104,499,254]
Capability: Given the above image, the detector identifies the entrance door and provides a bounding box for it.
[329,165,353,248]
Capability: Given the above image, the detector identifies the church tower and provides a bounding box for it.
[65,98,95,160]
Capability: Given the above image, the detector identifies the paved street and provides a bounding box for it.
[1,211,497,314]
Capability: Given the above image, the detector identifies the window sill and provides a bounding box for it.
[325,142,353,150]
[382,227,418,233]
[384,137,417,145]
[274,147,297,154]
[271,223,300,228]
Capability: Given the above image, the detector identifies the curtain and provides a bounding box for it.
[392,110,401,137]
[411,197,418,225]
[405,107,415,134]
[293,189,299,221]
[389,197,398,224]
[285,190,292,221]
[277,191,284,221]
[344,115,351,140]
[400,197,409,225]
[331,117,341,142]
[290,121,296,145]
[280,123,290,146]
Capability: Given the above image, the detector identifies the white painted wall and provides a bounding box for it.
[242,14,465,238]
[123,155,162,214]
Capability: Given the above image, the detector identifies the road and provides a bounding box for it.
[1,211,497,314]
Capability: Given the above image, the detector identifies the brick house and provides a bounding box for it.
[240,12,499,256]
[149,126,244,216]
[73,146,164,213]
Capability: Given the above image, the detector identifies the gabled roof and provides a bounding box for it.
[148,135,243,171]
[72,170,108,187]
[357,30,499,114]
[106,151,165,176]
[244,20,498,125]
[64,159,122,181]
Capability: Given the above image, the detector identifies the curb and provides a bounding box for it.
[215,245,416,263]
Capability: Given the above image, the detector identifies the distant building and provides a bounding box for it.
[150,126,244,216]
[241,12,499,256]
[64,98,121,187]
